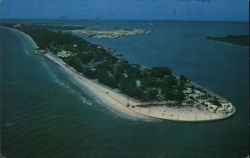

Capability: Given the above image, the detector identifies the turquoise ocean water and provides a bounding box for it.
[0,21,249,158]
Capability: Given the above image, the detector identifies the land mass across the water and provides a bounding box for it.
[3,23,236,122]
[65,28,151,39]
[207,35,249,47]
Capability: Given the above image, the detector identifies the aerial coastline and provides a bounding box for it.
[4,24,236,122]
[1,0,249,156]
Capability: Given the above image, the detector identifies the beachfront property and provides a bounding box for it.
[136,80,142,87]
[34,47,46,54]
[14,23,22,28]
[57,50,74,58]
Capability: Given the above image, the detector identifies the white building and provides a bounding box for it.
[183,88,192,94]
[188,93,200,99]
[136,80,141,87]
[57,50,73,58]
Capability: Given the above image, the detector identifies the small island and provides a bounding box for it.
[65,28,151,39]
[6,23,236,121]
[207,35,249,47]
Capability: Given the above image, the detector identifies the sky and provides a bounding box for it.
[0,0,249,21]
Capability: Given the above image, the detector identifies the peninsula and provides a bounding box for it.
[7,23,236,121]
[207,35,249,47]
[65,28,150,39]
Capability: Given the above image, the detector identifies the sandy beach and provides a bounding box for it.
[4,26,39,49]
[45,53,149,120]
[45,53,236,122]
[128,104,235,122]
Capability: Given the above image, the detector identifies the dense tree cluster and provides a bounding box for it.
[18,24,187,102]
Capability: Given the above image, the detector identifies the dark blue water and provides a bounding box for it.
[1,21,249,158]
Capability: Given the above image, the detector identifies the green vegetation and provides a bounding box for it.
[207,35,249,47]
[13,24,187,103]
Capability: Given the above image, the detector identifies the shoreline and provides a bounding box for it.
[209,39,249,48]
[0,26,39,49]
[45,53,236,122]
[7,26,236,122]
[206,35,249,48]
[45,53,149,120]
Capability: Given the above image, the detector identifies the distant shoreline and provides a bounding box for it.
[0,26,39,49]
[206,35,249,47]
[5,26,236,122]
[65,28,150,39]
[1,18,249,24]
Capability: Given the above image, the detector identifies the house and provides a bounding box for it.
[194,89,205,97]
[14,23,22,28]
[123,73,128,78]
[183,87,192,94]
[136,80,141,87]
[188,93,200,99]
[208,104,218,112]
[34,48,46,54]
[220,101,234,112]
[57,50,73,58]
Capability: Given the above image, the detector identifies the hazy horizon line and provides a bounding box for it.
[1,18,249,23]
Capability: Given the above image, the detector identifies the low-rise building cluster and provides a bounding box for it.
[182,86,235,115]
[57,50,74,58]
